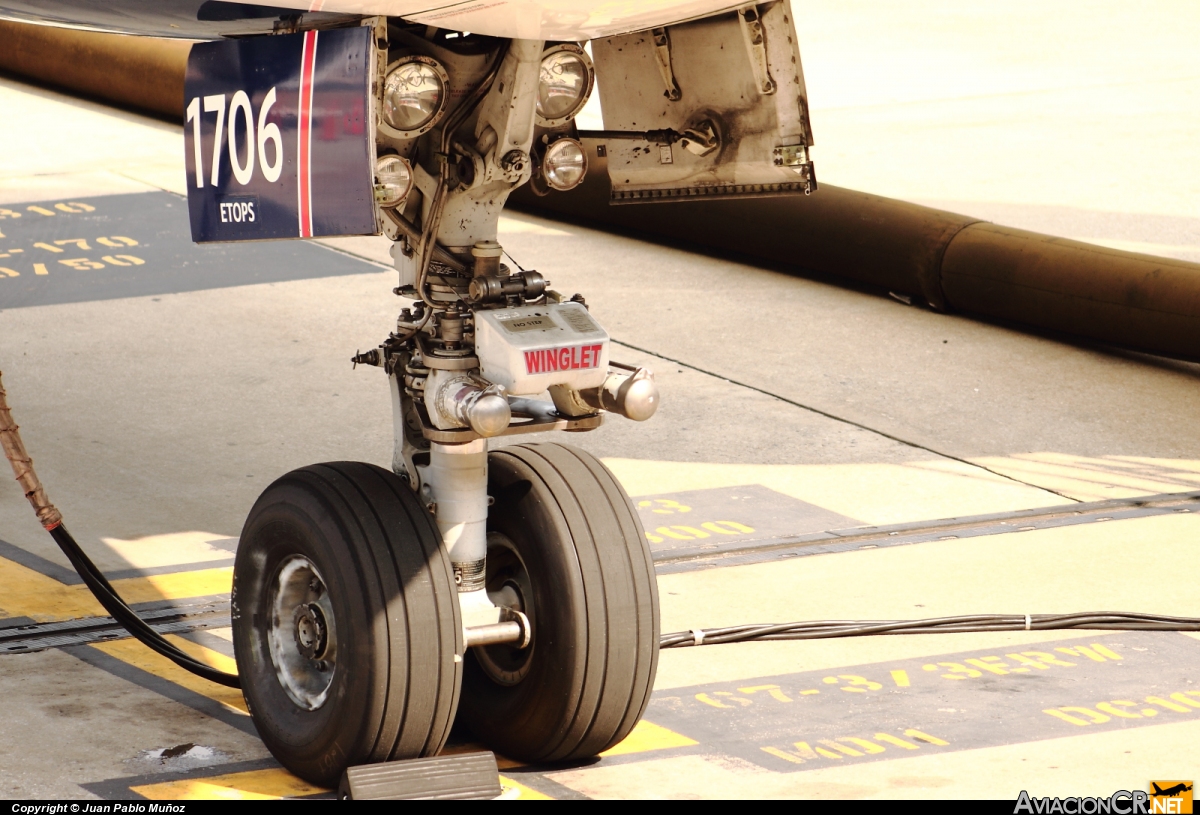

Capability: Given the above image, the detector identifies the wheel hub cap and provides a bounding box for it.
[477,533,535,686]
[293,602,329,660]
[268,556,337,710]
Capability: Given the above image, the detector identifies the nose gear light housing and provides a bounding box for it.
[381,56,449,138]
[535,44,594,127]
[374,154,413,207]
[541,137,588,191]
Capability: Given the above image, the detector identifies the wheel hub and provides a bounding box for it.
[268,556,337,710]
[476,532,535,687]
[293,602,329,660]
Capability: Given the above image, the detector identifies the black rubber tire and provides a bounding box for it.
[457,442,660,763]
[232,462,462,787]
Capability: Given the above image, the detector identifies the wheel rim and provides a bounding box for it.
[476,532,535,687]
[267,555,338,710]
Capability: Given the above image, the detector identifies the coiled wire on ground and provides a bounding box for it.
[660,611,1200,649]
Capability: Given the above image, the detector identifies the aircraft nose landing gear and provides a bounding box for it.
[231,28,661,787]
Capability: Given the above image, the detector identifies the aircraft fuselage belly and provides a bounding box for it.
[0,0,743,41]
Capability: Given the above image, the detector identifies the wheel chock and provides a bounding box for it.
[338,751,503,800]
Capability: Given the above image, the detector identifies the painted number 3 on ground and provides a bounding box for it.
[637,498,756,543]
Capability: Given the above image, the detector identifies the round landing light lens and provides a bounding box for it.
[383,59,447,133]
[542,138,587,191]
[536,47,593,125]
[375,155,413,207]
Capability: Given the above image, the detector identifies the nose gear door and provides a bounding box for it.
[184,26,378,242]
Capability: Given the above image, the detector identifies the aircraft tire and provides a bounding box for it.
[457,442,660,762]
[232,462,462,787]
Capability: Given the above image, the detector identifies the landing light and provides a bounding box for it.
[382,57,449,137]
[536,45,594,127]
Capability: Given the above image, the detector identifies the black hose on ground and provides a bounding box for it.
[46,523,241,688]
[660,611,1200,649]
[510,150,1200,364]
[0,371,239,688]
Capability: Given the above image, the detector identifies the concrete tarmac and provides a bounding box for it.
[1,1,1198,800]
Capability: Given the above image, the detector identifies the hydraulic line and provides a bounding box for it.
[412,40,512,309]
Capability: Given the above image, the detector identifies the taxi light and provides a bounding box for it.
[374,155,413,207]
[535,45,594,127]
[541,138,587,191]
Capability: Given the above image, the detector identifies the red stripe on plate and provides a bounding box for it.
[296,30,318,238]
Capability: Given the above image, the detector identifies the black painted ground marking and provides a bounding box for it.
[48,632,1200,798]
[641,632,1200,773]
[636,484,860,559]
[0,192,382,309]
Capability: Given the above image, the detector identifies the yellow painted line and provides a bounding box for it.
[107,567,233,606]
[123,719,685,802]
[603,454,1200,525]
[0,555,104,621]
[654,512,1200,690]
[600,719,698,758]
[440,741,523,770]
[135,768,549,801]
[499,775,553,800]
[161,632,238,675]
[0,554,231,623]
[132,768,324,800]
[90,634,246,714]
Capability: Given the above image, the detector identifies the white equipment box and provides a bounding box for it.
[474,302,610,395]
